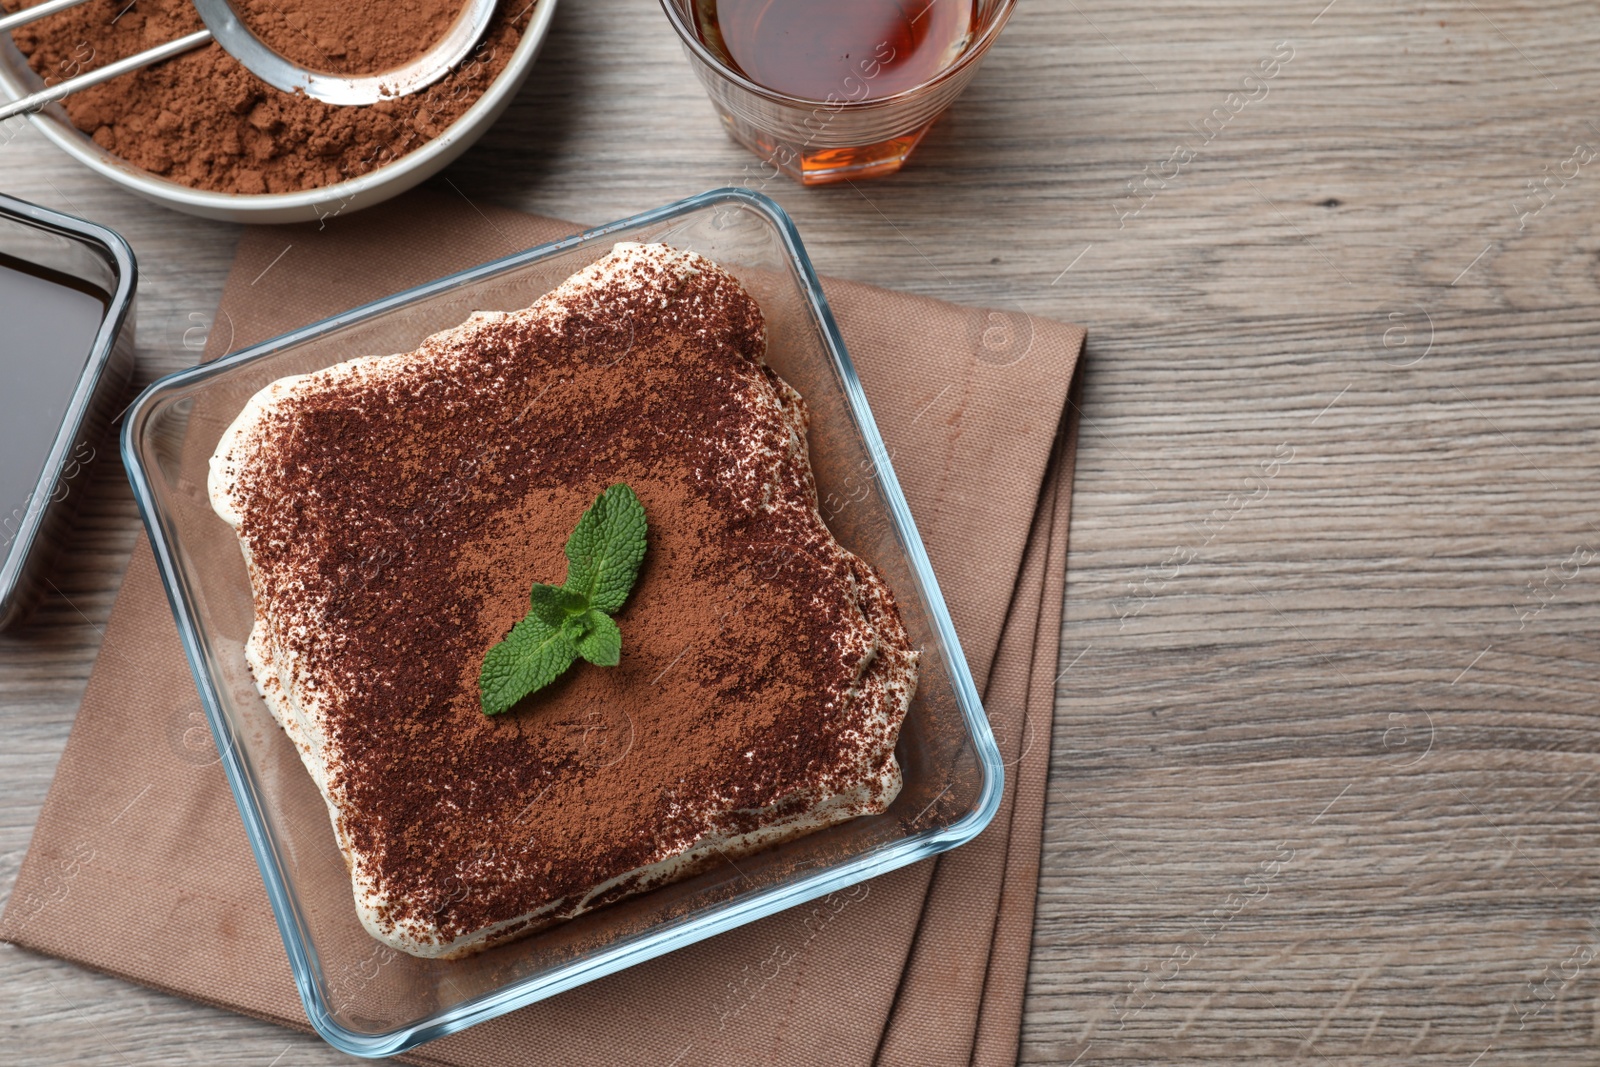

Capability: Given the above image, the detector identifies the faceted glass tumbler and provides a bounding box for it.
[659,0,1018,185]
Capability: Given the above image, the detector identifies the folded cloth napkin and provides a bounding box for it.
[1,191,1083,1066]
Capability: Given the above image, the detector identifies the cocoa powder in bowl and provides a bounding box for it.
[1,0,535,195]
[234,0,456,75]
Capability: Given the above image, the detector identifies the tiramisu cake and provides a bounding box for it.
[208,244,919,958]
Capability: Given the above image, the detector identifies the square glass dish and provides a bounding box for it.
[0,193,136,629]
[122,188,1001,1056]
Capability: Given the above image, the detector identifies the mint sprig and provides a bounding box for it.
[479,484,647,715]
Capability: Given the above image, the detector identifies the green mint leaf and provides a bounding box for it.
[528,583,588,627]
[574,610,621,666]
[557,610,591,645]
[478,484,648,714]
[479,612,578,715]
[563,483,648,615]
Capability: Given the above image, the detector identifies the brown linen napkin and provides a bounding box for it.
[1,191,1083,1066]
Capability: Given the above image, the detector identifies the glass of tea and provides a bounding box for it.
[660,0,1018,185]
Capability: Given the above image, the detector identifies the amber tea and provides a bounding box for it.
[692,0,976,102]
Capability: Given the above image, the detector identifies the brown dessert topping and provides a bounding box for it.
[219,253,908,941]
[1,0,534,195]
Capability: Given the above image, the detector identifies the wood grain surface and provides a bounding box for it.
[4,0,1600,1063]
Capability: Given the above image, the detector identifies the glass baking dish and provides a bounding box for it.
[121,188,1001,1056]
[0,193,136,629]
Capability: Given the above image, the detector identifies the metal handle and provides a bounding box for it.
[0,29,213,122]
[0,0,93,35]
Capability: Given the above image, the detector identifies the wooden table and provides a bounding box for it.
[4,0,1598,1062]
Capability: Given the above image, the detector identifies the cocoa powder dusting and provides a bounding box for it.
[2,0,533,194]
[216,248,916,951]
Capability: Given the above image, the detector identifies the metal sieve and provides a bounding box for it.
[0,0,497,121]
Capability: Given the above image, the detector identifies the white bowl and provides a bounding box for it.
[0,0,558,224]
